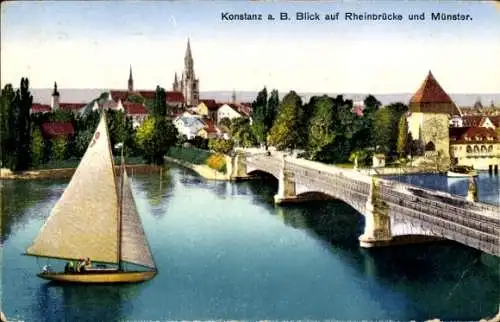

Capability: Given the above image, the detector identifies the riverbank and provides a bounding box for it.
[164,147,230,181]
[164,156,229,180]
[0,164,163,180]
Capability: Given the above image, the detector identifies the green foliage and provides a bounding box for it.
[106,109,136,154]
[167,146,212,164]
[307,95,336,161]
[166,146,227,173]
[251,87,279,149]
[208,138,234,154]
[136,117,178,164]
[127,94,145,104]
[152,86,167,117]
[48,109,74,122]
[0,84,15,168]
[372,107,393,153]
[397,116,409,157]
[189,136,209,150]
[231,117,257,148]
[219,117,231,129]
[268,91,303,151]
[74,129,94,157]
[10,78,33,171]
[30,127,44,166]
[51,137,67,161]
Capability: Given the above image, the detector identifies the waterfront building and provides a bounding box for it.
[406,71,460,166]
[449,127,500,171]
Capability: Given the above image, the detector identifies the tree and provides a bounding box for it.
[372,107,393,153]
[208,138,234,154]
[396,116,409,158]
[127,95,145,104]
[136,117,178,164]
[51,137,67,161]
[0,84,15,168]
[219,117,231,129]
[268,91,303,151]
[251,87,268,146]
[307,95,336,161]
[152,86,167,117]
[74,128,94,157]
[11,78,33,171]
[349,149,368,168]
[231,117,257,147]
[30,127,44,167]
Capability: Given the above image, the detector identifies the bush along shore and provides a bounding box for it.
[164,147,230,181]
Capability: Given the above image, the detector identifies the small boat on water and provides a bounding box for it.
[447,165,478,178]
[24,111,157,284]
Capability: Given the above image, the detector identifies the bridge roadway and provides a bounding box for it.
[239,149,500,257]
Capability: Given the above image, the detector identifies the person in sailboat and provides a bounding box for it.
[76,258,85,273]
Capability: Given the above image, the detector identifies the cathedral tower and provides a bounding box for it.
[128,65,134,92]
[51,82,60,110]
[180,39,199,106]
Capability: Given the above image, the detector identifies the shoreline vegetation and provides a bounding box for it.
[164,147,229,180]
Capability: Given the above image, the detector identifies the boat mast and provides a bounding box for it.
[118,142,125,271]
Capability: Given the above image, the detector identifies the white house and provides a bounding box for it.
[173,115,206,140]
[217,103,242,123]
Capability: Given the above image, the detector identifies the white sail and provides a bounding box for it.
[26,113,119,264]
[120,170,156,269]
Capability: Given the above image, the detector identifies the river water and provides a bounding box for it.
[1,166,499,321]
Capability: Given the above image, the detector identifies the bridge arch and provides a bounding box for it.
[294,190,366,216]
[247,170,278,181]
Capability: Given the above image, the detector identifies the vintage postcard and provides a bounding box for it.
[1,0,499,321]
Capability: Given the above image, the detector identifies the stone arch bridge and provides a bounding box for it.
[228,151,500,257]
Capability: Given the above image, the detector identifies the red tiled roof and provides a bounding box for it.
[31,103,51,113]
[59,103,86,112]
[489,116,500,127]
[450,127,499,144]
[410,71,453,104]
[203,119,219,133]
[110,90,130,102]
[138,90,156,100]
[166,91,184,102]
[199,99,221,111]
[462,115,485,127]
[123,102,148,115]
[409,71,460,115]
[41,122,74,137]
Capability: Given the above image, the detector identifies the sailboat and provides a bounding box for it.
[24,112,157,283]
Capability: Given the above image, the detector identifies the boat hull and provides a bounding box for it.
[37,270,157,284]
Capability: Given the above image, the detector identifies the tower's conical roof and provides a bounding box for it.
[409,71,460,115]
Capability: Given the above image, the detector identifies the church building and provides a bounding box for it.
[172,39,200,107]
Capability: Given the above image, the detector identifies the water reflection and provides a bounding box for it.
[131,172,174,218]
[1,179,65,243]
[33,282,142,321]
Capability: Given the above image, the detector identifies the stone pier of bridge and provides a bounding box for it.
[230,152,406,249]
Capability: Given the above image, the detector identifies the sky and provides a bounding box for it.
[1,1,499,93]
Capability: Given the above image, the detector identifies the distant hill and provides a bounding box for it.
[29,88,500,108]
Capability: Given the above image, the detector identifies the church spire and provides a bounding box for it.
[52,81,59,97]
[128,65,134,92]
[232,89,236,104]
[185,38,192,62]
